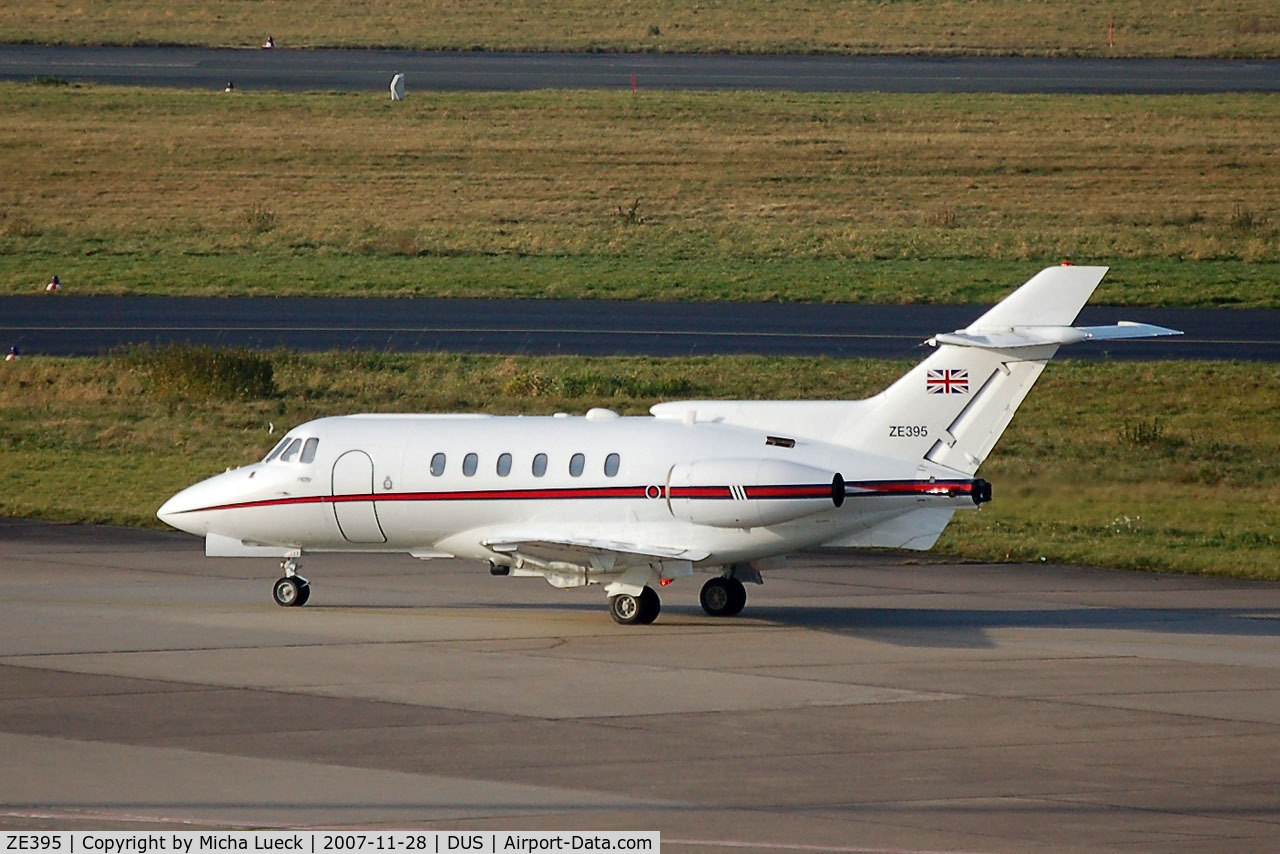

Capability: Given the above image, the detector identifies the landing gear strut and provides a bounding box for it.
[609,586,661,625]
[273,557,310,607]
[700,576,747,617]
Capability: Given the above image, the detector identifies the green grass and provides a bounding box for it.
[1,353,1276,580]
[2,1,1279,57]
[2,84,1278,306]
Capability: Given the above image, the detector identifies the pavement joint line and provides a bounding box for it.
[0,808,289,828]
[666,839,982,854]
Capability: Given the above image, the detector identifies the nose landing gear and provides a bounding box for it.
[272,557,311,607]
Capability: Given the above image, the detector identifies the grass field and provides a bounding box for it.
[1,352,1275,580]
[3,1,1279,57]
[2,84,1277,306]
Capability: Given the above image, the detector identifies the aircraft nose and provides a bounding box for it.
[157,487,203,535]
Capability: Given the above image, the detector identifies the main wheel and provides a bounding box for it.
[636,586,661,625]
[700,576,747,617]
[609,592,642,624]
[273,576,303,607]
[609,586,662,625]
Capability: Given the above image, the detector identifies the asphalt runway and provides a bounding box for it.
[2,45,1279,94]
[3,295,1276,361]
[3,518,1280,849]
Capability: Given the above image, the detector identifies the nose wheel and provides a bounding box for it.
[700,576,747,617]
[273,558,310,607]
[272,575,310,606]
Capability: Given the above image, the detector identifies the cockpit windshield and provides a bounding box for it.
[263,437,291,463]
[263,435,320,464]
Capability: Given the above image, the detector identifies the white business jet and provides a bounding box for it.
[158,265,1179,624]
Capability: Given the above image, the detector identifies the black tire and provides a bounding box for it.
[637,586,662,625]
[272,576,301,607]
[294,582,311,607]
[701,576,747,617]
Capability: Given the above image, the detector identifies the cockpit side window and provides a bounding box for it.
[263,437,290,463]
[299,437,320,464]
[279,438,303,463]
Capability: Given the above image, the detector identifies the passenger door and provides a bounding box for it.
[331,450,387,544]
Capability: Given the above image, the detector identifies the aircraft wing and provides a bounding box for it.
[483,536,710,569]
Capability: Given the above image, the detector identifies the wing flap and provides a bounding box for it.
[483,536,709,569]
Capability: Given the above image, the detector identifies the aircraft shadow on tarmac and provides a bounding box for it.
[743,605,1280,648]
[307,601,1280,648]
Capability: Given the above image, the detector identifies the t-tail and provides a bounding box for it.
[837,264,1180,473]
[652,264,1181,478]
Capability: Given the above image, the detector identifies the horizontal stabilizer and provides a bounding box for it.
[821,508,957,550]
[930,321,1182,350]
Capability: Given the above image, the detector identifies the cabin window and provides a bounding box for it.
[532,453,548,477]
[430,453,446,476]
[604,453,620,477]
[299,437,320,464]
[569,453,585,477]
[279,438,303,463]
[463,453,478,477]
[496,453,512,477]
[263,437,290,463]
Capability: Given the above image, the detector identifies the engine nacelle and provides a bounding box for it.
[667,458,844,529]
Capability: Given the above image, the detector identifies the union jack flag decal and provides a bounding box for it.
[927,368,969,394]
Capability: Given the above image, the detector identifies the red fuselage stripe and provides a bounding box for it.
[845,480,975,496]
[178,479,978,514]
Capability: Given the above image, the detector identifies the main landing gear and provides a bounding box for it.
[606,575,750,624]
[608,586,661,625]
[700,575,747,617]
[272,557,311,607]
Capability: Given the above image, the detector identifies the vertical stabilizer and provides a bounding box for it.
[966,265,1108,329]
[836,265,1109,474]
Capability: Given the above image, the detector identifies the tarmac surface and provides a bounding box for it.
[1,46,1279,94]
[4,296,1277,361]
[2,517,1279,849]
